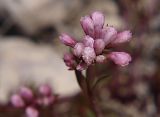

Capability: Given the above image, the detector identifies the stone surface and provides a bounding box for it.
[0,37,80,103]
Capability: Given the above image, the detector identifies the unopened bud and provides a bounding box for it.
[73,43,84,58]
[82,47,96,65]
[111,30,132,45]
[102,27,117,45]
[108,52,131,66]
[94,39,105,55]
[39,84,52,96]
[26,107,39,117]
[83,35,94,47]
[59,33,76,47]
[63,53,75,69]
[20,86,33,100]
[11,94,25,107]
[80,16,94,37]
[91,11,105,29]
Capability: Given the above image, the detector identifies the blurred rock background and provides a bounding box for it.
[0,0,159,116]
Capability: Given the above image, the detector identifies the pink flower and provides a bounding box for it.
[111,30,132,45]
[59,33,76,47]
[108,52,131,66]
[83,35,94,47]
[63,53,76,70]
[39,84,52,96]
[91,11,105,29]
[82,47,96,65]
[26,107,39,117]
[42,96,55,106]
[102,27,117,45]
[20,86,33,100]
[73,43,84,58]
[11,94,25,107]
[94,39,105,55]
[80,16,94,37]
[60,11,132,70]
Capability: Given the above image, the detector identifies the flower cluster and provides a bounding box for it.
[60,11,132,71]
[10,84,56,117]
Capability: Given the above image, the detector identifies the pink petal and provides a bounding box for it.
[73,43,84,58]
[83,35,94,47]
[59,33,76,47]
[102,27,117,45]
[82,47,96,65]
[94,39,105,55]
[111,30,132,45]
[26,107,39,117]
[20,86,33,100]
[108,52,131,66]
[11,94,25,107]
[91,11,105,29]
[80,16,94,37]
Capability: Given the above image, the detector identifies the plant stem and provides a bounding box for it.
[75,68,103,117]
[86,66,103,117]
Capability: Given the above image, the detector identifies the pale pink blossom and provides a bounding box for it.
[73,43,84,58]
[80,16,94,37]
[39,84,52,96]
[59,33,76,47]
[82,47,96,65]
[20,86,33,100]
[11,94,25,107]
[60,11,132,71]
[102,27,117,45]
[83,35,94,47]
[26,107,39,117]
[94,39,105,55]
[91,11,105,29]
[108,52,131,66]
[111,30,132,45]
[63,53,76,70]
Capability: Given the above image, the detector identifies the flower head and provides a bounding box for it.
[60,11,132,71]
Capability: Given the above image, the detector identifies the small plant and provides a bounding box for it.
[59,11,132,117]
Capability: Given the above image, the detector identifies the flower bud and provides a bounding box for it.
[26,107,39,117]
[39,84,52,96]
[20,86,33,100]
[111,30,132,45]
[83,35,94,47]
[102,27,117,45]
[91,11,105,29]
[11,94,25,107]
[63,53,75,69]
[82,47,96,65]
[42,96,55,106]
[94,39,105,55]
[96,55,106,63]
[108,52,131,66]
[80,16,94,37]
[73,43,84,58]
[59,33,76,47]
